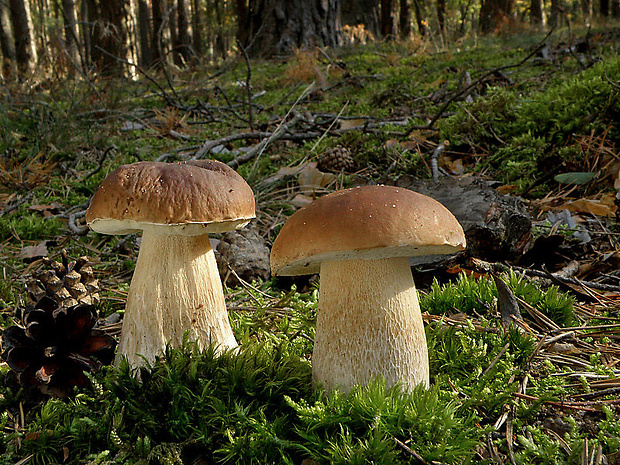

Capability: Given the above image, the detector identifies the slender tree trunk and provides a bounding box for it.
[530,0,543,25]
[600,0,609,16]
[136,0,153,67]
[176,0,191,63]
[380,0,395,37]
[93,0,128,76]
[548,0,562,27]
[240,0,341,58]
[479,0,513,33]
[168,0,180,65]
[151,0,164,65]
[9,0,37,73]
[0,0,17,78]
[61,0,81,72]
[612,0,620,17]
[399,0,411,37]
[411,0,426,35]
[437,0,445,35]
[191,0,202,57]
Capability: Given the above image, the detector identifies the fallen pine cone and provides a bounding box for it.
[1,296,116,397]
[26,251,100,308]
[317,145,355,173]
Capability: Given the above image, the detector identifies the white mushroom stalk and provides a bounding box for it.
[118,231,237,367]
[314,257,428,392]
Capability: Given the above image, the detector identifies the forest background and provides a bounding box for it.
[2,0,620,464]
[0,0,616,79]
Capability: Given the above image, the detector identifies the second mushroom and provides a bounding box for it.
[270,185,465,393]
[86,160,255,367]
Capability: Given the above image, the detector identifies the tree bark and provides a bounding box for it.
[399,0,411,37]
[479,0,513,33]
[151,0,165,65]
[0,0,17,78]
[191,0,203,57]
[136,0,154,67]
[61,0,81,72]
[239,0,341,58]
[437,0,445,35]
[380,0,395,37]
[176,0,192,63]
[9,0,37,73]
[411,0,426,35]
[341,0,380,37]
[548,0,562,28]
[530,0,543,25]
[91,0,129,75]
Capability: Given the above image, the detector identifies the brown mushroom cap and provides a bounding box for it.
[270,185,466,276]
[86,160,256,235]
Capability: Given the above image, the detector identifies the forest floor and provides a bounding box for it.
[2,25,620,464]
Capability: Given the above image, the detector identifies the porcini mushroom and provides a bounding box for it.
[85,160,255,367]
[270,185,465,392]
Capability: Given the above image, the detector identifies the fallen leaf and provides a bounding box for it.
[297,162,336,194]
[20,241,49,261]
[338,118,367,130]
[494,274,523,330]
[29,202,64,215]
[260,164,307,187]
[561,196,617,217]
[554,172,598,185]
[290,193,314,208]
[496,184,518,195]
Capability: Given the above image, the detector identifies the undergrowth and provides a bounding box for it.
[2,273,614,465]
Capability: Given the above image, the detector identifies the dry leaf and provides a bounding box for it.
[290,193,314,208]
[260,165,307,187]
[561,195,617,217]
[338,118,367,130]
[297,162,336,194]
[20,241,49,261]
[29,202,64,215]
[496,184,518,195]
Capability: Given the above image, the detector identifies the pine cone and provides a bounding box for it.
[1,296,116,397]
[317,146,355,173]
[27,251,100,308]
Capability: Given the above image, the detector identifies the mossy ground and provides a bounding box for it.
[1,26,620,464]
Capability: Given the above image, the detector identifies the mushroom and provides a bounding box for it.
[85,160,255,367]
[270,185,465,392]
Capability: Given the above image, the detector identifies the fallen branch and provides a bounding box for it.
[469,257,620,293]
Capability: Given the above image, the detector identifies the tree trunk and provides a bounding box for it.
[136,0,154,67]
[530,0,543,25]
[151,0,165,65]
[411,0,426,35]
[176,0,192,63]
[168,0,180,65]
[437,0,445,35]
[479,0,513,33]
[0,0,17,78]
[341,0,380,37]
[92,0,128,76]
[9,0,37,73]
[399,0,411,37]
[191,0,203,57]
[61,0,81,72]
[548,0,562,27]
[240,0,341,58]
[380,0,395,37]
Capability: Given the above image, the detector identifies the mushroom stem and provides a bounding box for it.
[116,230,237,367]
[313,256,429,392]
